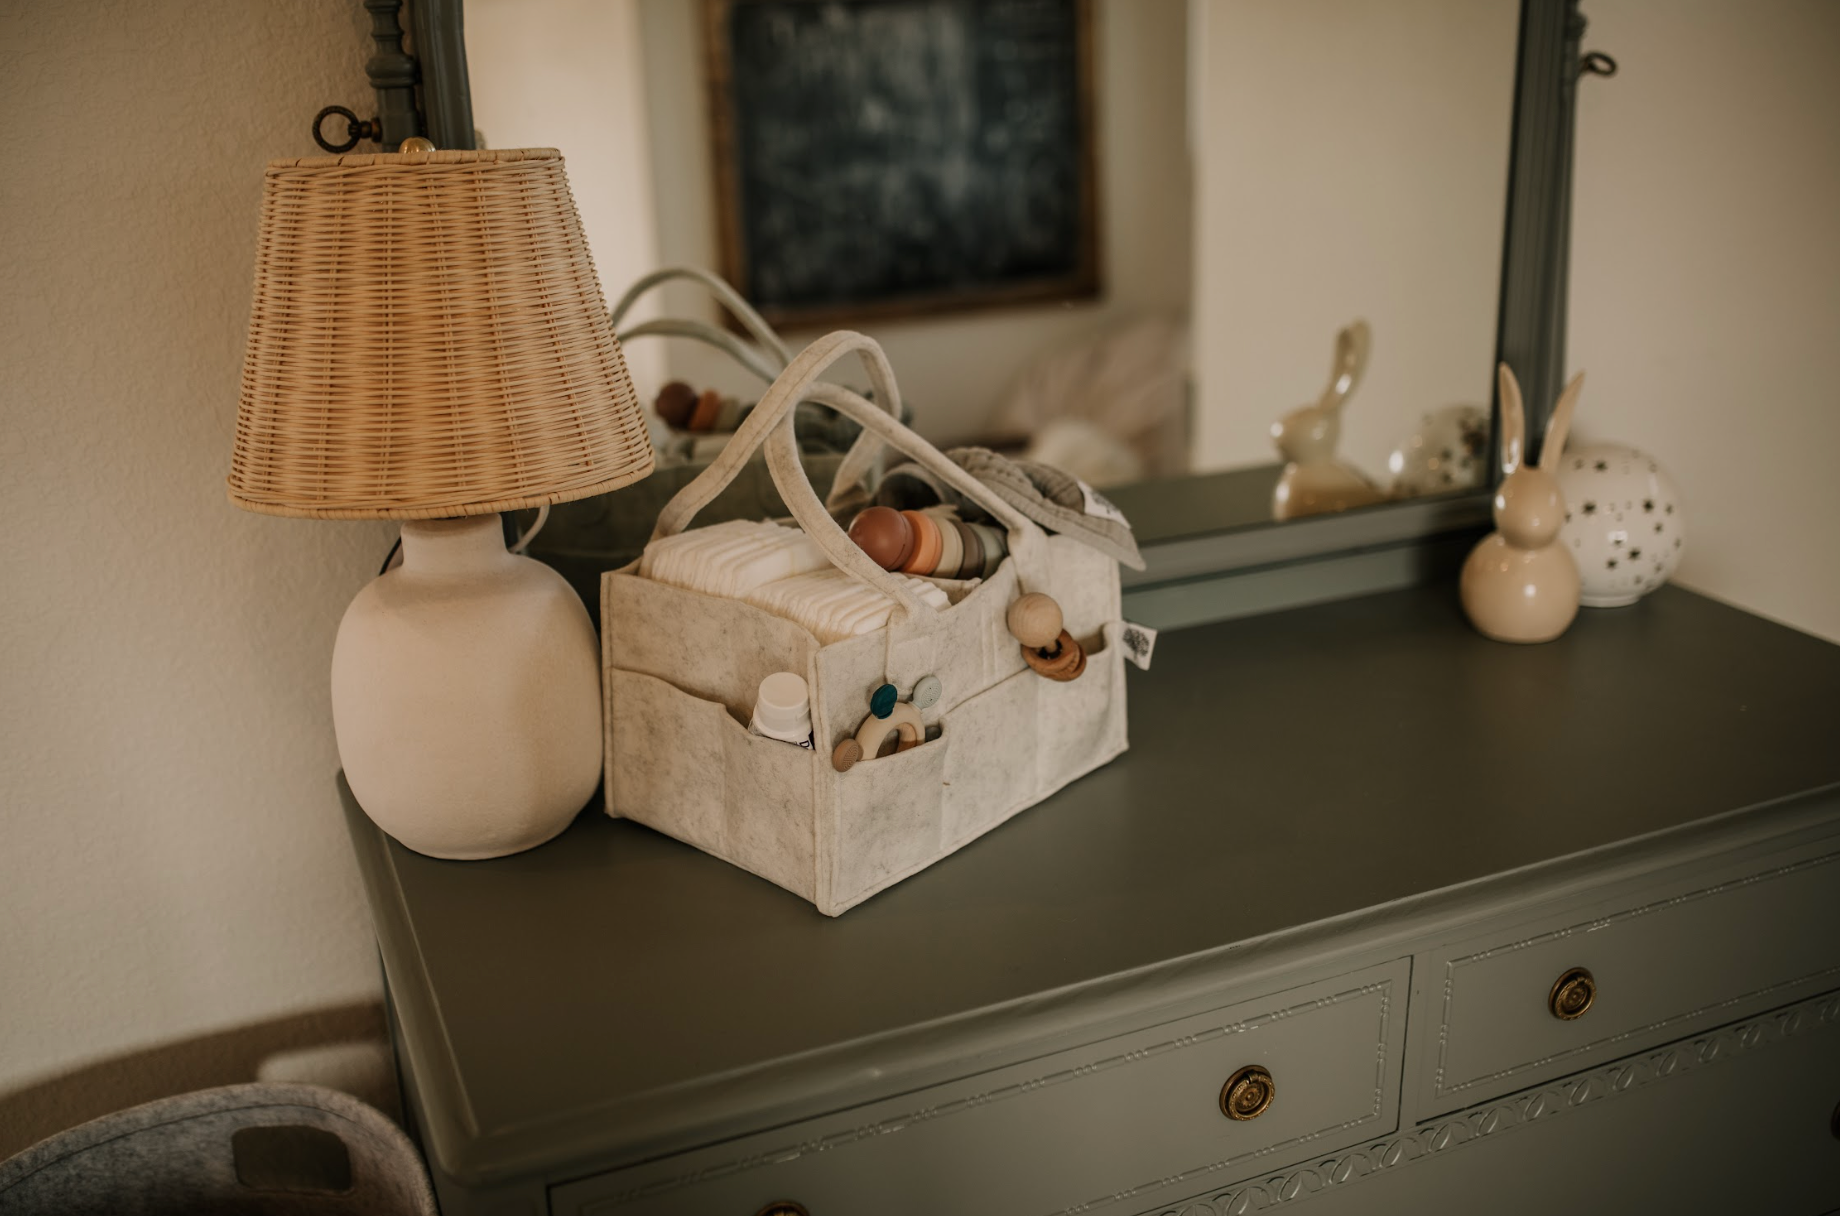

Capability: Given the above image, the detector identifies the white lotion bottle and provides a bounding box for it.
[750,672,815,748]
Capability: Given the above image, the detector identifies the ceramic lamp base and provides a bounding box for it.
[331,515,602,860]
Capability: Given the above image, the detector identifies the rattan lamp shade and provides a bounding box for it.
[229,148,654,519]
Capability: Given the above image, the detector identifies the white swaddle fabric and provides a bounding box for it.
[639,519,948,643]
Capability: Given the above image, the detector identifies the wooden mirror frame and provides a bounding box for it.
[391,0,1601,628]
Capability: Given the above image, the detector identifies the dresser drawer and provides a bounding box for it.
[552,959,1408,1216]
[1418,844,1840,1116]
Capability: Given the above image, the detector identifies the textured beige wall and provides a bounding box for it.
[1190,0,1521,479]
[0,2,389,1093]
[1568,1,1840,643]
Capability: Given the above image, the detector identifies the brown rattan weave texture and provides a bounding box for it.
[229,148,654,519]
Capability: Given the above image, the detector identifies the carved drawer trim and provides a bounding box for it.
[1431,849,1840,1102]
[1151,988,1840,1214]
[574,970,1401,1215]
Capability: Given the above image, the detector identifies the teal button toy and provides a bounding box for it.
[870,682,899,719]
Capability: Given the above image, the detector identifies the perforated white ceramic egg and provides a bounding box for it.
[1556,442,1685,607]
[1387,405,1489,498]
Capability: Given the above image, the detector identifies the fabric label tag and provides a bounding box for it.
[1076,477,1132,528]
[1120,621,1158,671]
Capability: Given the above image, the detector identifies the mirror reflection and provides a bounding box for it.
[466,0,1519,543]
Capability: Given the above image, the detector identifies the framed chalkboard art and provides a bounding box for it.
[704,0,1099,328]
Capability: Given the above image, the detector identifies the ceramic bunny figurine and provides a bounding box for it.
[1460,364,1585,643]
[1271,320,1386,520]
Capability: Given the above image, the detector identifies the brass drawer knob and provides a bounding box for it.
[1549,967,1596,1020]
[755,1204,808,1216]
[1220,1065,1276,1121]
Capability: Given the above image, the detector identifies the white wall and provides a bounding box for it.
[1568,0,1840,643]
[466,0,666,391]
[633,0,1193,445]
[0,2,388,1092]
[1190,0,1520,480]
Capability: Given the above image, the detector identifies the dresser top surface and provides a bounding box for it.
[343,584,1840,1181]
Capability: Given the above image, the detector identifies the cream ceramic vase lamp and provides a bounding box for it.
[1270,320,1386,520]
[227,142,654,859]
[1460,364,1584,644]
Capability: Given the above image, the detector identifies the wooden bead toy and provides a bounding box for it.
[855,702,924,759]
[1006,593,1063,650]
[654,380,698,429]
[848,506,914,571]
[687,388,724,432]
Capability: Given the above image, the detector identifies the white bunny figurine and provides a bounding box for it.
[1271,319,1386,520]
[1460,363,1585,643]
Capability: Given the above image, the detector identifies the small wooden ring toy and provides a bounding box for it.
[899,510,942,575]
[971,523,1008,577]
[1021,629,1086,682]
[687,388,724,432]
[951,519,982,580]
[931,511,963,578]
[855,701,924,759]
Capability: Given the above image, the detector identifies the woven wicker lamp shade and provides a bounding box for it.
[229,147,653,519]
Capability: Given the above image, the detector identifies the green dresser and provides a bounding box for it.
[344,585,1840,1214]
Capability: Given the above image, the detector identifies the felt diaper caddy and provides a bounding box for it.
[602,331,1130,915]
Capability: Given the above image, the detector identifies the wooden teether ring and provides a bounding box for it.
[1022,630,1086,682]
[854,701,924,759]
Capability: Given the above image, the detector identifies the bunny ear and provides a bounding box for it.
[1539,372,1585,469]
[1497,363,1526,475]
[1319,319,1372,414]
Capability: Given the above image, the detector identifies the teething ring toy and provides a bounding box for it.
[854,701,924,760]
[1007,593,1086,682]
[1022,629,1086,682]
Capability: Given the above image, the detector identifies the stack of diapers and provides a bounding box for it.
[639,519,949,644]
[638,520,829,596]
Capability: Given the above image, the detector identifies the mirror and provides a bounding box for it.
[456,0,1528,558]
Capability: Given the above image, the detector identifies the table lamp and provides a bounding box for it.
[228,144,654,860]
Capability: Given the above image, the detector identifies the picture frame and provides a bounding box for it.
[702,0,1100,329]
